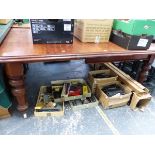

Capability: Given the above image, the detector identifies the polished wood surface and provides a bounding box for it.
[1,28,155,63]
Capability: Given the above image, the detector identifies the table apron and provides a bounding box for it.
[0,53,152,63]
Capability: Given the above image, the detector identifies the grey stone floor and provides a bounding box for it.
[0,60,155,135]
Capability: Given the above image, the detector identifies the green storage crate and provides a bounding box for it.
[113,19,155,35]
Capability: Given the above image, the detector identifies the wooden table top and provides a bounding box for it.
[0,28,155,63]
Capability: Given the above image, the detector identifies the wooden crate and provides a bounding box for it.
[51,79,91,102]
[96,81,132,109]
[69,95,99,111]
[104,62,152,110]
[88,69,118,93]
[34,86,64,117]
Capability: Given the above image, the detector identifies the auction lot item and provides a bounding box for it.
[74,19,113,43]
[113,19,155,35]
[88,69,118,93]
[69,95,99,111]
[51,79,91,102]
[30,19,74,44]
[34,86,64,117]
[110,30,153,50]
[96,81,132,109]
[104,63,152,110]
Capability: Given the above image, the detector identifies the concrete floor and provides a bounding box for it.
[0,60,155,135]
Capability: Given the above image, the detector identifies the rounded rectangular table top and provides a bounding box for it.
[0,28,155,62]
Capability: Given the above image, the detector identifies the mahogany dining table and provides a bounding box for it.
[0,27,155,114]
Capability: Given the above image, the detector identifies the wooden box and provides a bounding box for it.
[51,79,91,102]
[88,69,118,93]
[96,81,132,109]
[69,95,99,111]
[34,86,64,117]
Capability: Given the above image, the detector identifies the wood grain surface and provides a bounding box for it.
[1,28,155,63]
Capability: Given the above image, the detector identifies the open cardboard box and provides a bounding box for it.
[51,79,91,102]
[104,62,152,110]
[130,92,152,110]
[96,81,132,109]
[69,95,99,111]
[34,86,64,117]
[88,69,118,93]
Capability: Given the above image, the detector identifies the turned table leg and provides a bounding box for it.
[138,55,155,84]
[4,63,28,112]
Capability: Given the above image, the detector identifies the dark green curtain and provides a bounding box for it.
[0,65,11,109]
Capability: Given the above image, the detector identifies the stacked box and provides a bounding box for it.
[111,19,155,50]
[35,79,95,115]
[110,30,153,50]
[74,19,113,43]
[88,69,118,93]
[113,19,155,36]
[51,79,91,102]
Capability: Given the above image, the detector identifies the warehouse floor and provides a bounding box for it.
[0,60,155,135]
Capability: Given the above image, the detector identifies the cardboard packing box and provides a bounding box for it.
[113,19,155,36]
[88,69,118,93]
[110,30,153,50]
[0,19,11,25]
[104,63,152,110]
[34,86,64,117]
[0,106,10,119]
[74,19,113,43]
[96,81,132,109]
[51,79,91,102]
[69,95,99,111]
